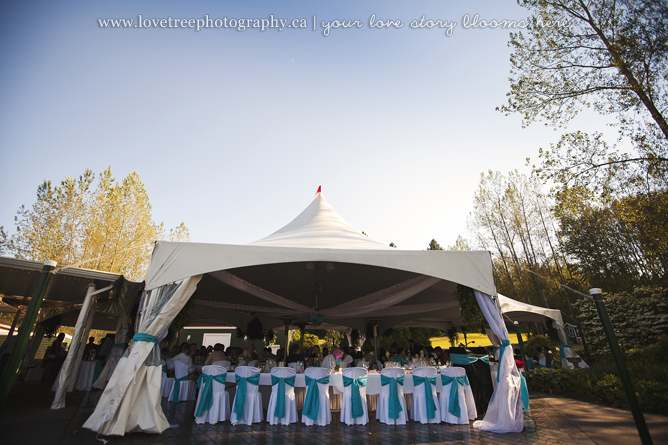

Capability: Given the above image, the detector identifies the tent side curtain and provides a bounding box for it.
[472,291,524,433]
[83,275,202,436]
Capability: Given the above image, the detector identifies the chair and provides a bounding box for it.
[439,367,476,424]
[231,366,263,425]
[195,365,230,424]
[248,360,258,367]
[267,367,298,425]
[411,367,441,424]
[341,368,369,425]
[213,360,231,368]
[376,368,407,425]
[339,361,348,369]
[302,367,331,426]
[354,359,363,367]
[171,361,196,402]
[161,360,175,398]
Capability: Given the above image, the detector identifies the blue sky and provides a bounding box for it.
[0,0,616,251]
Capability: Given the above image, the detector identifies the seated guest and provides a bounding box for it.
[286,344,302,364]
[204,343,227,365]
[173,342,199,380]
[342,347,354,364]
[189,343,198,357]
[167,345,179,359]
[393,348,408,365]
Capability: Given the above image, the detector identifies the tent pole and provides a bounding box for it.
[0,259,56,411]
[373,324,378,363]
[576,320,593,365]
[513,321,527,364]
[4,308,24,341]
[590,288,652,444]
[284,320,290,363]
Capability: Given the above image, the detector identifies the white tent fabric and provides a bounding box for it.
[84,192,521,436]
[497,294,587,369]
[473,291,524,433]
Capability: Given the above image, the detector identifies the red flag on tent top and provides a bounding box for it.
[316,186,321,194]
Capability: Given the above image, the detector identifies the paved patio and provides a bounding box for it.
[1,381,667,444]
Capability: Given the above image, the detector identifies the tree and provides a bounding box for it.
[502,0,668,192]
[7,167,188,280]
[574,287,668,355]
[448,236,472,251]
[427,239,443,250]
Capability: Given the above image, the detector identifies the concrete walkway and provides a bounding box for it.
[1,382,666,444]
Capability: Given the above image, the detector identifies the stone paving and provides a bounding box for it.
[2,381,667,444]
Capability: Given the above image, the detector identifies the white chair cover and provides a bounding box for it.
[410,367,441,424]
[341,368,369,426]
[288,362,299,370]
[409,362,420,369]
[440,367,476,424]
[354,359,363,367]
[195,365,230,425]
[339,361,348,369]
[248,360,258,367]
[302,367,331,426]
[267,367,298,425]
[172,361,196,402]
[161,360,175,398]
[376,368,407,425]
[213,360,231,368]
[231,366,263,425]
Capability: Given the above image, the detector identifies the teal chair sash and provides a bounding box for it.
[233,373,261,420]
[380,374,405,419]
[520,373,530,412]
[449,354,490,365]
[195,372,227,417]
[441,374,469,418]
[171,375,190,403]
[303,375,330,420]
[162,364,167,374]
[412,374,437,419]
[271,375,296,418]
[342,375,368,418]
[496,339,511,382]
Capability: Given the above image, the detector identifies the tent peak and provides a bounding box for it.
[249,193,393,250]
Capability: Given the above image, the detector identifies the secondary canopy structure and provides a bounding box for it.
[0,256,143,408]
[84,192,525,435]
[498,294,588,369]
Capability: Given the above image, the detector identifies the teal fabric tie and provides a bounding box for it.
[93,361,102,382]
[171,375,190,403]
[162,364,167,374]
[560,344,572,359]
[449,353,490,365]
[233,373,261,420]
[412,374,438,419]
[132,333,158,344]
[342,375,368,418]
[441,374,469,418]
[520,373,530,412]
[496,339,511,382]
[271,375,296,418]
[195,372,227,417]
[380,374,405,419]
[303,375,330,421]
[106,342,126,361]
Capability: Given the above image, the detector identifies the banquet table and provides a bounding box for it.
[51,360,102,392]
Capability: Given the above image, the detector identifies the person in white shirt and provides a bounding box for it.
[204,343,227,365]
[173,342,198,378]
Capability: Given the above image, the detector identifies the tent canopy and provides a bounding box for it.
[497,294,565,326]
[145,193,497,333]
[0,256,143,331]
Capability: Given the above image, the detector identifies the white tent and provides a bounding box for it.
[498,294,588,369]
[84,192,524,435]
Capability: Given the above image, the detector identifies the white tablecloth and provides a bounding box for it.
[51,360,101,392]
